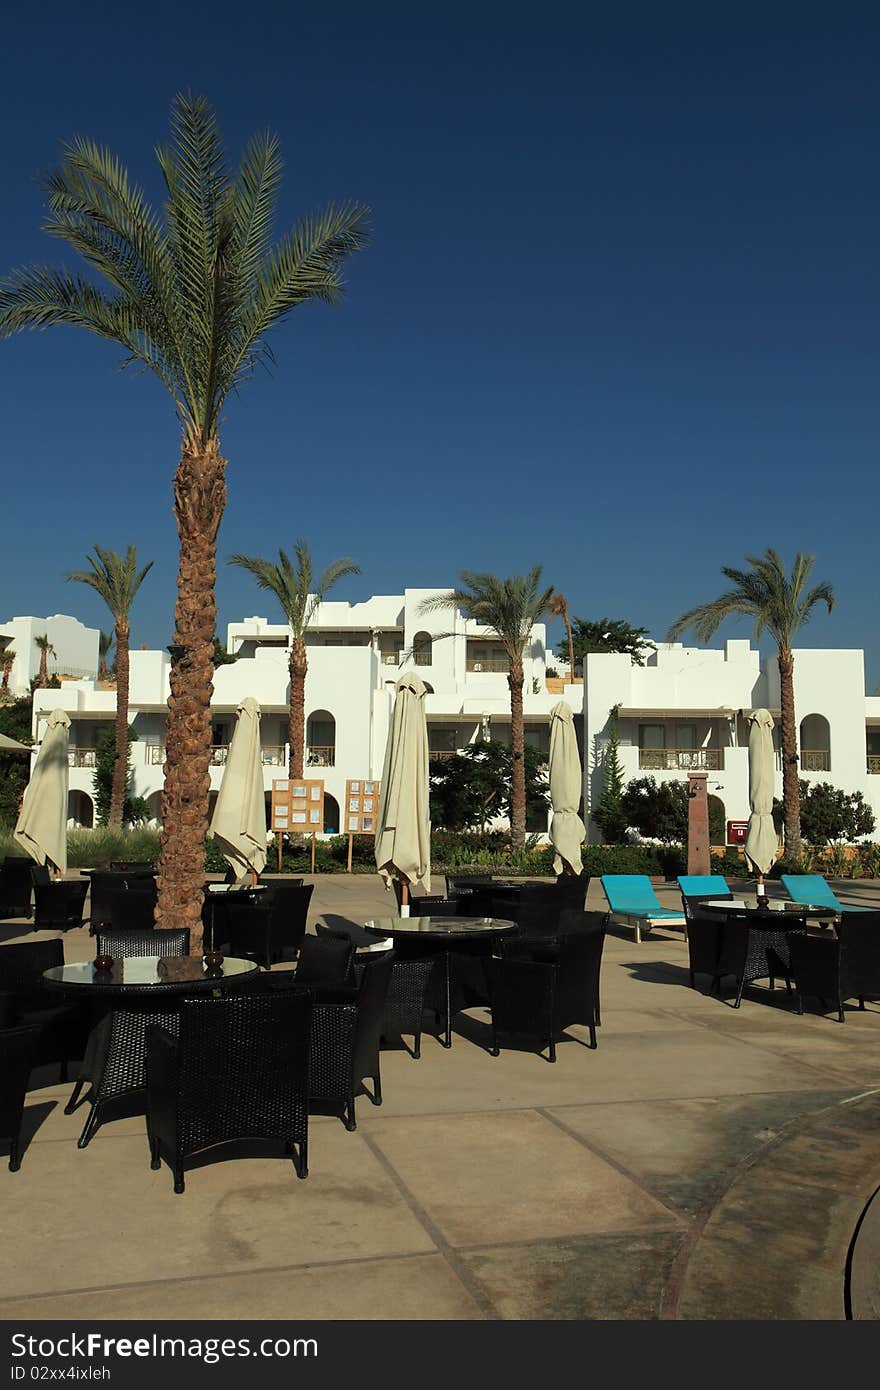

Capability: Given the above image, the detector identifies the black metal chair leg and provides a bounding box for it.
[369,1067,382,1106]
[548,1036,557,1063]
[734,977,745,1009]
[296,1138,308,1179]
[173,1166,185,1194]
[859,996,866,1011]
[838,1000,846,1023]
[589,1024,597,1049]
[344,1096,357,1132]
[8,1139,21,1172]
[77,1103,101,1149]
[149,1137,161,1170]
[64,1078,86,1115]
[412,1031,421,1059]
[796,992,804,1015]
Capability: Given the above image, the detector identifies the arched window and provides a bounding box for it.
[799,714,831,772]
[67,790,94,829]
[412,631,433,667]
[307,710,336,767]
[147,791,164,826]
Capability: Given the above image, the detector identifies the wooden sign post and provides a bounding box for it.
[344,778,380,870]
[271,778,326,873]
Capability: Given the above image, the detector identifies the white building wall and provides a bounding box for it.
[0,614,99,696]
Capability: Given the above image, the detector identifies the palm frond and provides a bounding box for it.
[66,544,153,619]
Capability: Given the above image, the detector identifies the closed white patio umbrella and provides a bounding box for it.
[14,707,70,874]
[744,708,778,882]
[548,700,585,876]
[209,697,267,882]
[375,672,431,907]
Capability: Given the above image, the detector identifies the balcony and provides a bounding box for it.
[466,656,509,673]
[68,749,97,768]
[638,748,724,772]
[429,748,460,760]
[869,756,880,775]
[147,744,286,768]
[306,745,335,767]
[146,745,165,765]
[800,749,831,772]
[260,746,286,766]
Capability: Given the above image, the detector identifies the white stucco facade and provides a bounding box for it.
[30,589,582,830]
[585,640,880,842]
[0,614,100,696]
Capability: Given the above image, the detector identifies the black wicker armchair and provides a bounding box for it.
[680,894,732,992]
[317,924,436,1059]
[486,925,606,1062]
[147,990,312,1193]
[0,1025,38,1171]
[0,940,89,1081]
[93,928,190,959]
[33,880,89,933]
[0,857,35,919]
[310,956,392,1129]
[790,911,880,1021]
[105,884,159,934]
[295,934,354,986]
[714,909,804,1008]
[262,881,313,962]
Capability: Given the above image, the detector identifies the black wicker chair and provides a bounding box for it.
[445,874,492,902]
[310,956,393,1129]
[317,924,435,1059]
[147,990,312,1193]
[714,908,805,1008]
[295,934,354,986]
[0,857,35,919]
[106,884,158,933]
[409,897,457,917]
[87,872,123,931]
[486,925,606,1062]
[0,940,89,1081]
[30,864,51,889]
[263,882,313,962]
[217,899,274,969]
[790,912,880,1022]
[0,1025,39,1171]
[32,880,89,933]
[93,928,189,959]
[681,894,732,992]
[109,862,154,874]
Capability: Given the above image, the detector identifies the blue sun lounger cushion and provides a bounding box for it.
[677,875,731,900]
[600,874,686,944]
[780,874,871,914]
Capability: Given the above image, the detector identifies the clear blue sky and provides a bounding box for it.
[2,2,878,680]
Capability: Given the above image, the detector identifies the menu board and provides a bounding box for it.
[345,778,380,835]
[271,778,325,834]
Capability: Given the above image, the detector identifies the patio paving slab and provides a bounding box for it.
[0,1253,482,1322]
[0,1127,436,1299]
[458,1231,685,1320]
[365,1109,681,1247]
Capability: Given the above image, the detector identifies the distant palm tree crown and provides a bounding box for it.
[420,567,556,661]
[66,545,154,623]
[666,549,834,650]
[228,543,361,636]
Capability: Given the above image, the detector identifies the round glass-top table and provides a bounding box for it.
[697,898,836,924]
[43,956,258,1147]
[364,916,516,1048]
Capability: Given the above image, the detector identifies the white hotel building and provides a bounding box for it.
[24,592,880,844]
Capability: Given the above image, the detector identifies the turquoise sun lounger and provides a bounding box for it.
[676,875,732,901]
[600,874,686,944]
[780,874,871,915]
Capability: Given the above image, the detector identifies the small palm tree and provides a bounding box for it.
[0,648,15,694]
[421,568,555,847]
[229,544,360,777]
[0,94,368,945]
[67,546,154,827]
[667,549,834,855]
[34,635,55,688]
[549,593,574,679]
[98,630,114,681]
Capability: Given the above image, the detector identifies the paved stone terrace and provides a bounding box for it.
[1,875,879,1321]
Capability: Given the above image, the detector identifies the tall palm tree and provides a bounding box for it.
[549,593,574,679]
[667,549,834,856]
[229,544,360,777]
[34,635,54,688]
[421,568,555,847]
[97,630,114,681]
[0,95,368,944]
[66,546,154,827]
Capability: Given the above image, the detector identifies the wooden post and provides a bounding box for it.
[310,832,316,874]
[277,835,282,873]
[687,772,710,876]
[347,833,353,872]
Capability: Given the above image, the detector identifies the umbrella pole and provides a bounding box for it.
[401,878,410,918]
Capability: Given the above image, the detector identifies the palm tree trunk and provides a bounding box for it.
[778,646,802,857]
[563,611,575,679]
[288,639,307,779]
[38,650,48,688]
[156,440,227,948]
[109,617,129,827]
[508,658,526,848]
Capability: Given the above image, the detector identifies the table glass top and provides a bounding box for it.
[43,956,258,987]
[700,897,828,915]
[364,916,516,937]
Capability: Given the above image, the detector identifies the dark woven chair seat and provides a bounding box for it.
[486,925,606,1062]
[33,880,89,933]
[0,857,35,919]
[147,991,311,1193]
[0,940,88,1081]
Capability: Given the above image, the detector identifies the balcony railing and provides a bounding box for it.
[146,745,165,765]
[413,651,432,666]
[800,749,831,772]
[306,745,335,767]
[638,748,724,771]
[260,746,286,766]
[868,755,880,775]
[429,748,460,759]
[466,656,510,673]
[68,749,97,768]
